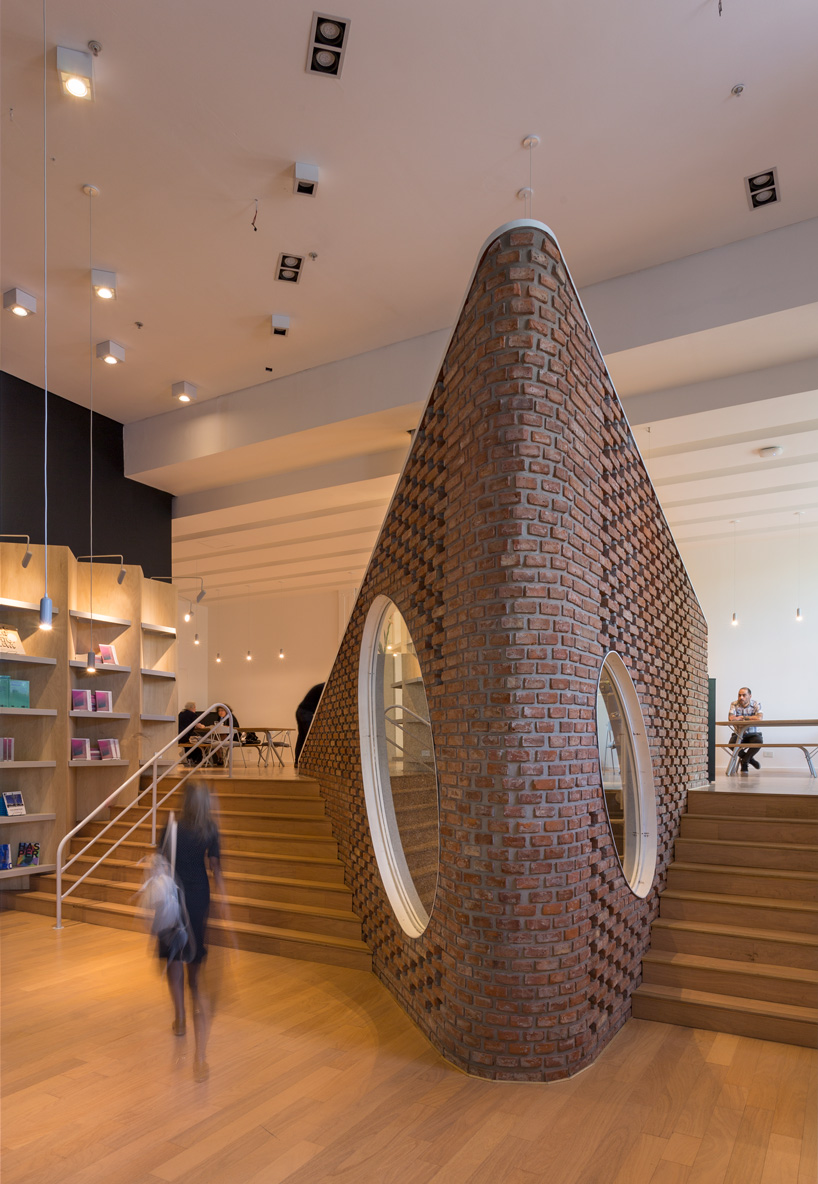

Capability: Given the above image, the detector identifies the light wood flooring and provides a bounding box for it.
[1,912,815,1184]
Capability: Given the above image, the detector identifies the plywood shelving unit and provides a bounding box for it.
[0,542,178,892]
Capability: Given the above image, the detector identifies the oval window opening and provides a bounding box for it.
[359,597,440,937]
[596,652,657,898]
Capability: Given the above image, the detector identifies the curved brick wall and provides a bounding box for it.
[301,222,708,1081]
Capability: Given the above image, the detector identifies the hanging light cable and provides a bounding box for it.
[795,512,804,621]
[730,520,739,625]
[38,0,52,632]
[85,185,99,673]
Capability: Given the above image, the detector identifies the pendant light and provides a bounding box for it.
[215,653,221,664]
[84,184,99,673]
[795,512,804,621]
[279,646,284,659]
[38,0,52,632]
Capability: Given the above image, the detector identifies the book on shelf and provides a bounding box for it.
[98,643,119,665]
[71,737,91,760]
[72,688,93,711]
[89,746,102,760]
[0,844,12,871]
[0,737,15,761]
[0,626,24,655]
[93,690,113,713]
[16,841,40,867]
[98,738,121,760]
[9,679,30,708]
[0,791,25,815]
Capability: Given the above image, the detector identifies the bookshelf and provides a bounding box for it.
[0,542,178,888]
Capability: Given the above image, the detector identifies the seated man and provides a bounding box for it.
[177,701,203,766]
[728,686,764,773]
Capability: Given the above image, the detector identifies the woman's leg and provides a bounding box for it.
[167,959,186,1033]
[187,961,210,1079]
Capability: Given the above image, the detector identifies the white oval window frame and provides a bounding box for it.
[596,651,658,899]
[358,595,436,938]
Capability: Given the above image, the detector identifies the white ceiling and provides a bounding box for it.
[2,0,817,601]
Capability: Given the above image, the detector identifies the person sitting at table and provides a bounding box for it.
[178,701,204,766]
[211,704,239,766]
[728,686,764,773]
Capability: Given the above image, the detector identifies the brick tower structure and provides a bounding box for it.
[300,220,708,1081]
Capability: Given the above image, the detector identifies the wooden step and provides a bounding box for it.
[13,893,371,971]
[659,889,818,934]
[674,836,817,872]
[128,792,327,815]
[83,811,334,838]
[641,950,818,1009]
[142,773,321,796]
[680,814,818,844]
[632,982,817,1048]
[65,840,346,883]
[667,861,818,902]
[70,829,339,860]
[686,791,818,820]
[650,918,818,969]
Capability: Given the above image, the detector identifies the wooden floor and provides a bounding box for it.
[2,913,815,1184]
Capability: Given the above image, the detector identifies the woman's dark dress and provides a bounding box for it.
[158,822,220,964]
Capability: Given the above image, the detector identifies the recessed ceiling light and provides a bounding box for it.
[293,162,320,197]
[92,269,116,300]
[744,167,780,210]
[3,288,37,316]
[96,340,125,364]
[277,253,304,283]
[57,46,94,100]
[172,381,198,403]
[758,445,783,458]
[307,12,351,76]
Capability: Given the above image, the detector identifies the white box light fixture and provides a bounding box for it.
[172,381,198,403]
[92,269,117,300]
[96,340,125,365]
[271,315,291,336]
[294,162,320,196]
[57,45,94,99]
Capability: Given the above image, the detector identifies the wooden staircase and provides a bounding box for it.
[633,790,818,1047]
[12,772,371,972]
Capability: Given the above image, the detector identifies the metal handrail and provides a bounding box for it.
[383,705,436,774]
[55,704,234,929]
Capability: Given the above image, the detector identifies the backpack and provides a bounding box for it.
[136,815,195,962]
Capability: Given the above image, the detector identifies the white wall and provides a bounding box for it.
[175,599,209,716]
[681,526,818,769]
[206,587,355,749]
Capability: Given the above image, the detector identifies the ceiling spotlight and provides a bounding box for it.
[3,288,37,317]
[246,649,252,661]
[279,647,284,659]
[271,314,291,337]
[91,269,116,300]
[307,12,350,76]
[96,340,125,365]
[215,652,221,663]
[57,45,94,99]
[194,633,200,645]
[293,162,319,197]
[745,167,780,210]
[276,254,304,283]
[172,381,197,404]
[758,445,783,458]
[731,83,745,97]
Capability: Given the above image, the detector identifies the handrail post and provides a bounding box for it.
[150,756,158,844]
[55,859,63,929]
[228,711,234,778]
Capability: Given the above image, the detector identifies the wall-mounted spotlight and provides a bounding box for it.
[293,162,319,196]
[3,288,37,317]
[57,45,94,99]
[96,340,125,365]
[77,554,126,584]
[172,381,197,404]
[271,315,291,337]
[150,574,206,602]
[306,13,351,77]
[0,534,34,566]
[196,586,206,603]
[92,269,117,300]
[276,254,304,283]
[184,602,193,623]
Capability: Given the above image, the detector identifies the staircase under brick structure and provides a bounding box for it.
[633,790,818,1047]
[12,771,371,972]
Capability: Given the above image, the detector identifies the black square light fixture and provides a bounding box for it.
[744,168,780,210]
[277,254,304,283]
[306,13,351,76]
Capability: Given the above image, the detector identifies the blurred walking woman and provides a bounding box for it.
[159,781,225,1080]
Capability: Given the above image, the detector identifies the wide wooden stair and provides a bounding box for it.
[633,790,818,1047]
[12,772,371,971]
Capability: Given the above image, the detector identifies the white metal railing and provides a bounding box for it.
[55,704,234,929]
[383,704,436,775]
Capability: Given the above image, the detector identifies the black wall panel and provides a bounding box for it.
[0,371,172,576]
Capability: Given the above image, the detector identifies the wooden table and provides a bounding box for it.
[717,719,818,777]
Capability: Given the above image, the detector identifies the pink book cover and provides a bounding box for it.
[98,644,118,666]
[93,690,113,712]
[72,689,91,711]
[98,739,114,760]
[71,738,91,760]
